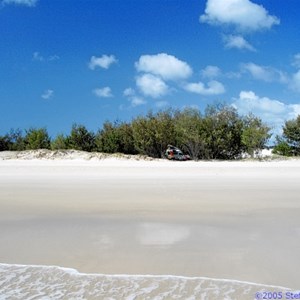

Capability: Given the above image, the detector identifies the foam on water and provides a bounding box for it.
[0,263,291,300]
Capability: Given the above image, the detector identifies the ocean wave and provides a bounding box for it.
[0,263,291,300]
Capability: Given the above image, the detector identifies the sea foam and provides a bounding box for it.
[0,263,291,300]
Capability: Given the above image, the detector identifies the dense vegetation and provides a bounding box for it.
[1,104,290,160]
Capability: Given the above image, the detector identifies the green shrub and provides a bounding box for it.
[67,124,95,152]
[24,128,51,150]
[242,114,271,157]
[272,137,293,156]
[51,134,68,150]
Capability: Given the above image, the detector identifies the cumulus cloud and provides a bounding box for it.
[135,53,192,81]
[200,0,280,32]
[241,62,288,83]
[93,87,113,98]
[88,55,117,70]
[223,35,256,51]
[234,91,286,114]
[2,0,37,6]
[184,80,225,95]
[41,89,54,100]
[136,73,169,98]
[201,65,221,78]
[232,90,300,136]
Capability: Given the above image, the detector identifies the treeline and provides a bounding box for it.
[0,105,275,160]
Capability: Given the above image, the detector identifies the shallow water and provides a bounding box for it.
[0,263,291,300]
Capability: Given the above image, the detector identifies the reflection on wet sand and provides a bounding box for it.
[137,222,190,246]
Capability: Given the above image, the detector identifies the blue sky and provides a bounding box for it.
[1,0,300,138]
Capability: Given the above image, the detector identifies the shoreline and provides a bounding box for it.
[0,263,292,299]
[0,262,292,289]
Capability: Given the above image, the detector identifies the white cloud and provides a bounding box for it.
[88,54,117,70]
[201,65,221,79]
[130,96,147,107]
[135,53,192,81]
[223,35,256,51]
[123,88,146,107]
[235,91,285,114]
[184,80,225,95]
[232,90,300,136]
[136,73,169,98]
[123,87,135,97]
[2,0,37,6]
[93,87,113,98]
[41,89,54,100]
[241,62,288,83]
[200,0,280,32]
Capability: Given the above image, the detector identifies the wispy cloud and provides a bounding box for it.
[48,55,60,61]
[200,0,279,32]
[123,88,146,107]
[223,35,256,52]
[33,52,60,62]
[123,87,135,97]
[241,62,288,83]
[200,65,221,79]
[2,0,37,6]
[130,96,147,107]
[289,70,300,93]
[33,52,44,61]
[88,54,117,70]
[41,89,54,100]
[240,61,300,94]
[292,53,300,69]
[93,87,113,98]
[155,101,169,108]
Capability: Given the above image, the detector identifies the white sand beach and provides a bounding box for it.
[0,152,300,298]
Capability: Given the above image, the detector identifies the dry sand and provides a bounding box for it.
[0,156,300,289]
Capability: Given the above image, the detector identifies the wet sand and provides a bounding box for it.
[0,159,299,289]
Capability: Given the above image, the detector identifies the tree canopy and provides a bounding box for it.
[0,105,275,159]
[273,115,300,156]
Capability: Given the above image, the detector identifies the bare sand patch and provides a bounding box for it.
[0,158,299,290]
